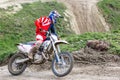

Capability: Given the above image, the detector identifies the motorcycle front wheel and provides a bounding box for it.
[52,52,74,77]
[8,53,27,75]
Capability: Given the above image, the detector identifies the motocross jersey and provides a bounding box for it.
[35,16,57,41]
[35,16,51,41]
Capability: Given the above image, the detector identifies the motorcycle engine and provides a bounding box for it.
[41,40,51,52]
[34,52,43,63]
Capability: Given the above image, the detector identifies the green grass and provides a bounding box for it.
[98,0,120,30]
[96,0,120,54]
[0,1,71,62]
[61,31,120,54]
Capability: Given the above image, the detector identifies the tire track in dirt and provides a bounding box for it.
[1,63,120,80]
[59,0,110,34]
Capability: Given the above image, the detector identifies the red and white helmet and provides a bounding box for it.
[39,16,51,26]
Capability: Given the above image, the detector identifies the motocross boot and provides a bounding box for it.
[28,52,33,59]
[28,46,37,59]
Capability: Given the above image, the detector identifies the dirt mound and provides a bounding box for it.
[59,0,110,34]
[73,47,120,64]
[0,0,39,14]
[86,40,110,51]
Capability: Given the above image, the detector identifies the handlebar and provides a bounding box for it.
[59,16,64,18]
[39,28,47,32]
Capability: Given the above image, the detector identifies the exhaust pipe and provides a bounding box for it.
[16,58,29,64]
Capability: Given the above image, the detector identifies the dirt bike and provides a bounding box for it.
[8,30,74,77]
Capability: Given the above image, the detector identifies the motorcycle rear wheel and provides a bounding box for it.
[8,53,27,75]
[52,52,74,77]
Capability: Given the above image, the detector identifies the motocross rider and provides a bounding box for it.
[28,10,61,59]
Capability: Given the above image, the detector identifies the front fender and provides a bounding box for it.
[54,40,69,45]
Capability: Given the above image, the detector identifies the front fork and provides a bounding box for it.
[53,44,61,63]
[54,45,66,65]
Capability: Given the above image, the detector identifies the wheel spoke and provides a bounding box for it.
[53,53,72,75]
[8,53,27,75]
[11,57,24,72]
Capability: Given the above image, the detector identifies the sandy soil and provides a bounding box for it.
[59,0,110,34]
[0,0,39,9]
[0,62,120,80]
[0,0,40,14]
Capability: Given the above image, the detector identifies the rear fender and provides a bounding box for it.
[15,43,22,46]
[16,43,32,54]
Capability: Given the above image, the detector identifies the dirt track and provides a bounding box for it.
[1,62,120,80]
[59,0,110,34]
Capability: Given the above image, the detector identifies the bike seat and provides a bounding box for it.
[25,41,36,45]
